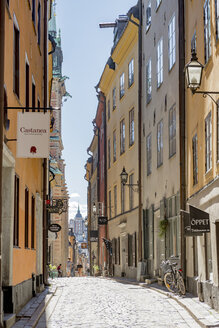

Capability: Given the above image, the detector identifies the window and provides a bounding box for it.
[129,108,134,147]
[113,87,116,110]
[146,133,152,175]
[25,62,29,109]
[216,0,219,40]
[156,0,162,10]
[128,234,133,267]
[192,134,198,185]
[217,104,219,161]
[204,0,211,63]
[25,188,29,248]
[38,98,40,112]
[109,190,111,219]
[13,19,20,98]
[120,73,125,99]
[32,81,36,112]
[129,174,134,210]
[108,138,111,169]
[13,175,19,247]
[113,130,116,162]
[32,0,36,24]
[108,99,110,120]
[205,111,212,172]
[114,185,117,216]
[31,196,35,249]
[146,58,152,103]
[169,106,176,157]
[117,237,120,265]
[128,58,134,87]
[157,38,163,88]
[157,120,163,167]
[6,0,9,7]
[121,183,125,213]
[120,119,125,154]
[146,1,151,31]
[168,14,176,70]
[37,2,41,45]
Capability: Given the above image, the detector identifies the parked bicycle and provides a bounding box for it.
[160,257,186,295]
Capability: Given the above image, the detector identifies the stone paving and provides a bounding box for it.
[36,277,201,328]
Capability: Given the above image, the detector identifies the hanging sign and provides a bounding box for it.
[189,205,210,233]
[17,112,50,158]
[98,216,108,225]
[48,223,61,233]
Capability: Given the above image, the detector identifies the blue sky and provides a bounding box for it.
[55,0,137,219]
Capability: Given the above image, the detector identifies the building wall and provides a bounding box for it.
[185,0,219,309]
[141,0,181,277]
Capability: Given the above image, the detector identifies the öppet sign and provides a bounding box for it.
[17,112,50,158]
[189,205,210,233]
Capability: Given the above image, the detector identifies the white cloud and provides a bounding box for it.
[70,193,80,198]
[68,200,87,220]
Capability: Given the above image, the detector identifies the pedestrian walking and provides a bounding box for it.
[77,263,83,277]
[57,264,62,277]
[66,258,72,277]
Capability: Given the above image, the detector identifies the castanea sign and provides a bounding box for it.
[17,112,50,158]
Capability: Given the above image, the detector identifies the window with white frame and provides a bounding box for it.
[108,138,111,169]
[109,190,112,219]
[13,15,20,98]
[192,133,198,185]
[168,14,176,70]
[204,0,211,63]
[216,0,219,41]
[113,87,116,109]
[120,73,125,98]
[146,1,151,31]
[146,58,152,103]
[120,119,125,154]
[114,185,117,216]
[157,120,163,167]
[113,130,116,162]
[205,111,212,172]
[146,133,152,175]
[157,38,163,88]
[129,174,134,210]
[121,182,125,213]
[128,58,134,87]
[129,108,134,147]
[169,106,176,157]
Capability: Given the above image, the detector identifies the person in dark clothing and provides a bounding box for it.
[57,264,62,277]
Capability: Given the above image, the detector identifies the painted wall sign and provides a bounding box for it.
[48,223,61,233]
[17,112,50,158]
[189,205,210,233]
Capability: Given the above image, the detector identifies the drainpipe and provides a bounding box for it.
[178,0,186,277]
[0,0,5,324]
[138,0,143,262]
[43,0,48,285]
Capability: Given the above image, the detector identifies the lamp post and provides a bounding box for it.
[184,50,219,105]
[120,166,139,191]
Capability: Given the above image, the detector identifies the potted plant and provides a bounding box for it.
[159,219,168,237]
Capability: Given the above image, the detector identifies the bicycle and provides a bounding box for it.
[160,258,186,295]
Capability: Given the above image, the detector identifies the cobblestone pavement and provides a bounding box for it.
[36,277,201,328]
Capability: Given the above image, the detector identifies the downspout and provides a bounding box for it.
[178,0,186,276]
[43,0,48,285]
[138,0,143,262]
[0,0,5,324]
[102,93,107,271]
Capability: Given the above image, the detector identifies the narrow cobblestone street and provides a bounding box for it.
[35,277,201,328]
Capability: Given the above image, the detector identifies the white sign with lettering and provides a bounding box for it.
[17,112,50,158]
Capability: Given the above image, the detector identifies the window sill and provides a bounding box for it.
[204,55,212,71]
[120,94,125,101]
[146,96,152,105]
[169,151,176,159]
[157,162,163,168]
[146,24,151,34]
[168,62,176,74]
[13,246,21,249]
[157,82,163,90]
[129,142,135,149]
[155,1,162,12]
[147,171,152,177]
[128,81,134,89]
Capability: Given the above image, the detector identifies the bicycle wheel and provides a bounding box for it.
[177,275,186,295]
[164,272,177,293]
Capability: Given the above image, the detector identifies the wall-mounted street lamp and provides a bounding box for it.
[120,167,139,192]
[184,50,219,105]
[92,202,97,215]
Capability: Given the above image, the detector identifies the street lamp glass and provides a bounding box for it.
[184,51,204,92]
[93,203,97,214]
[120,167,128,185]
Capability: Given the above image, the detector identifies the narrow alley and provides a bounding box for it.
[33,278,200,328]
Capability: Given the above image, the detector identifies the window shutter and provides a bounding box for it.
[125,234,129,266]
[133,232,136,267]
[117,237,120,265]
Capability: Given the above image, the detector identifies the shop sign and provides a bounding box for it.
[17,112,50,158]
[48,223,61,233]
[90,230,98,242]
[81,242,87,249]
[189,205,210,233]
[98,216,108,225]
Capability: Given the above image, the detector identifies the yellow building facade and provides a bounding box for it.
[185,0,219,307]
[3,0,49,316]
[99,11,139,279]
